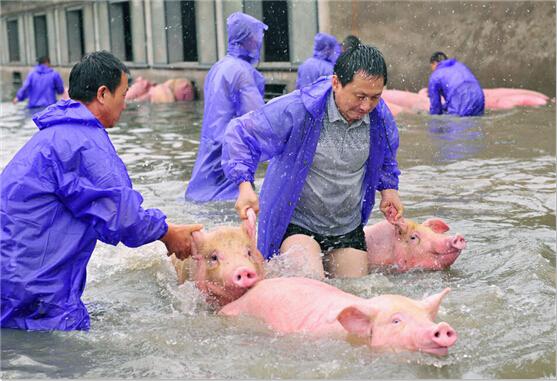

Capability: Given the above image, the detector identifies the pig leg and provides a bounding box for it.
[326,248,368,278]
[278,235,325,279]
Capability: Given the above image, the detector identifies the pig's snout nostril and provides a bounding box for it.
[432,323,457,347]
[232,267,258,288]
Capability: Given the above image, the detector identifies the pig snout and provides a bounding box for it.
[451,235,466,250]
[232,267,259,288]
[430,322,457,348]
[418,322,458,356]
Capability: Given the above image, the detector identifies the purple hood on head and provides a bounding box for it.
[227,12,268,65]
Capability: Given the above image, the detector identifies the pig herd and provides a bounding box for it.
[123,76,552,114]
[170,209,466,357]
[129,77,547,358]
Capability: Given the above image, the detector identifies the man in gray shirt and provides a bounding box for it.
[223,45,403,278]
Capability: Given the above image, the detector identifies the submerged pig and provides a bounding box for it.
[220,277,457,356]
[164,78,195,101]
[365,214,466,272]
[171,210,265,307]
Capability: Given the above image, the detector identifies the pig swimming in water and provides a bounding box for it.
[171,210,265,307]
[365,212,466,272]
[220,277,457,356]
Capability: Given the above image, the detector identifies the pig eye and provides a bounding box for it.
[410,233,419,241]
[392,317,401,324]
[247,249,252,257]
[210,253,219,262]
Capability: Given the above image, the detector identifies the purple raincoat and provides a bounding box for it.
[16,64,64,108]
[296,33,340,89]
[185,12,268,202]
[1,100,168,331]
[428,58,485,117]
[222,76,400,259]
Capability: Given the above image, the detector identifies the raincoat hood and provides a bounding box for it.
[33,99,104,131]
[35,64,53,74]
[227,12,268,65]
[313,33,340,63]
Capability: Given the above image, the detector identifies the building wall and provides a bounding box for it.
[328,1,556,96]
[1,0,555,98]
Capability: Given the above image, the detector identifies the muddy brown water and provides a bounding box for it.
[0,100,555,379]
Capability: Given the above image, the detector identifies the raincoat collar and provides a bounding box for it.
[437,58,457,69]
[300,76,333,119]
[33,99,105,131]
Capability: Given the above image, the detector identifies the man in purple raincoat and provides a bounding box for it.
[223,45,404,279]
[428,51,485,117]
[12,56,65,108]
[185,12,268,202]
[296,32,340,89]
[1,51,202,331]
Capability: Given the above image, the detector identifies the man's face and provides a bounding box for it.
[103,72,128,128]
[332,71,384,124]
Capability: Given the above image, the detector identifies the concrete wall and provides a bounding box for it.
[327,1,556,96]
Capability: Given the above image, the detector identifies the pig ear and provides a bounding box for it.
[422,218,450,234]
[421,288,451,320]
[242,208,257,242]
[191,230,205,254]
[394,218,409,236]
[385,205,399,225]
[334,305,377,338]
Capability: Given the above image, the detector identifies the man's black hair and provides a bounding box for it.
[69,51,130,103]
[37,56,50,65]
[334,44,387,87]
[342,35,361,51]
[430,51,448,64]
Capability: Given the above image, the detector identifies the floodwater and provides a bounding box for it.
[0,99,555,379]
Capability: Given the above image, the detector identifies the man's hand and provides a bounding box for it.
[379,189,404,224]
[236,181,259,220]
[160,222,203,260]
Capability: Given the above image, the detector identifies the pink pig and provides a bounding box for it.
[171,210,265,307]
[220,277,457,356]
[364,216,466,272]
[163,78,195,101]
[382,89,430,113]
[125,76,154,102]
